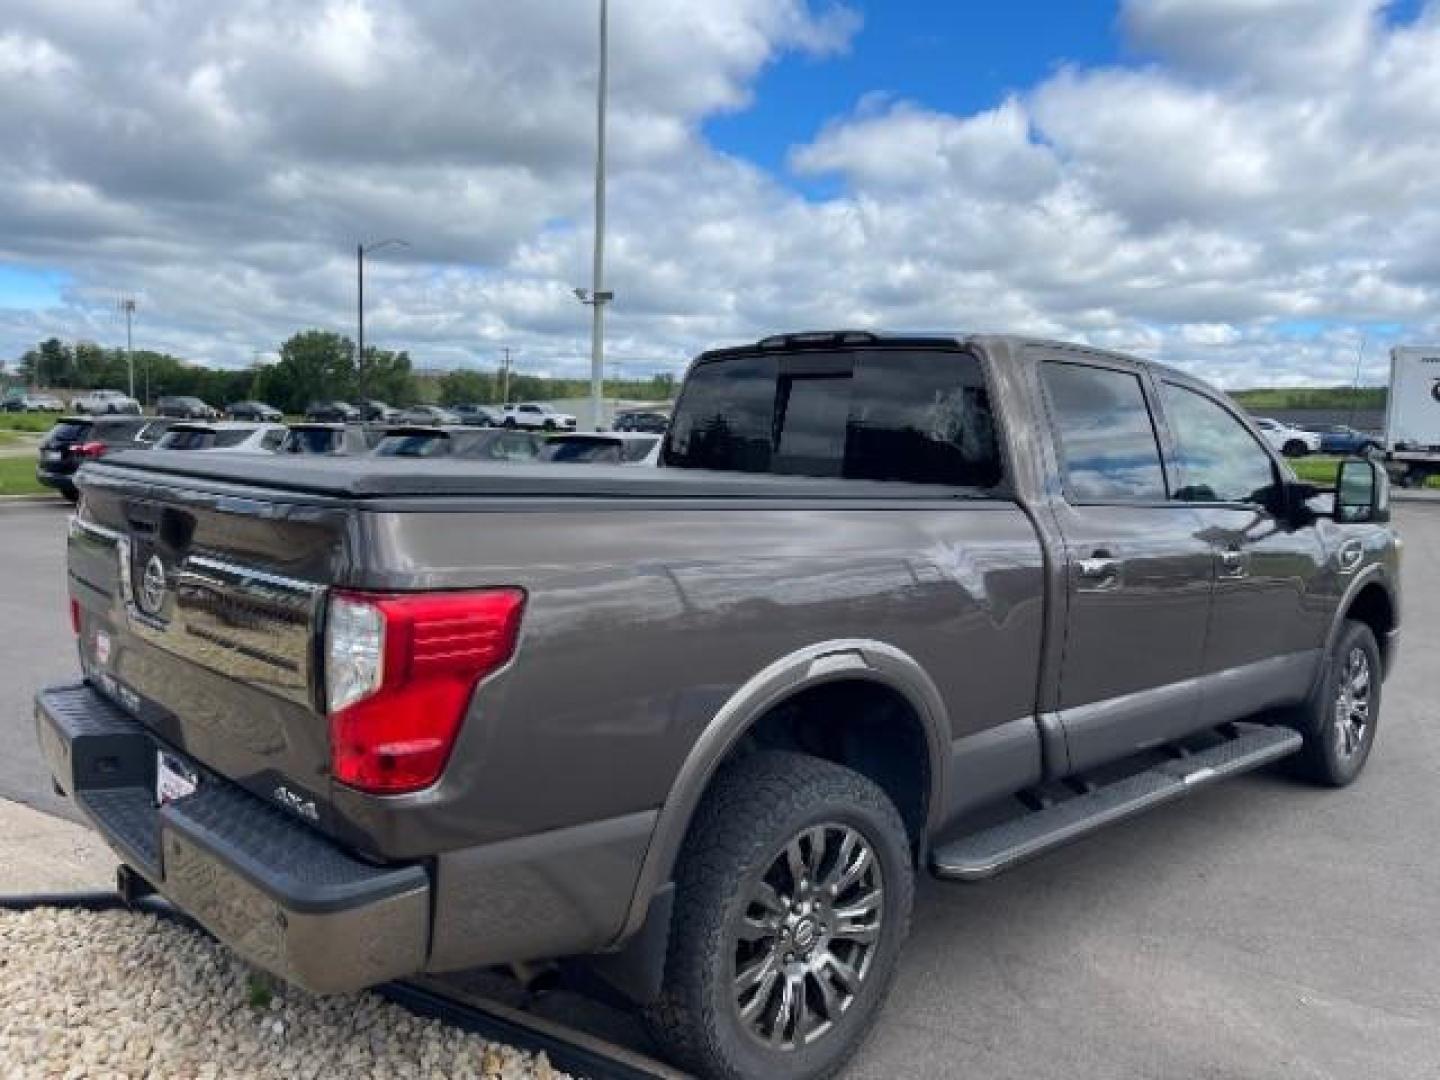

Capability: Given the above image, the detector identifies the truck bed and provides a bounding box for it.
[92,451,986,502]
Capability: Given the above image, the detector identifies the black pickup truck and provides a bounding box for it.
[37,332,1399,1080]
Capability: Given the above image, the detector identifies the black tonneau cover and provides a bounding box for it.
[85,450,983,501]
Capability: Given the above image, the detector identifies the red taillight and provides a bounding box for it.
[69,598,81,636]
[326,589,525,794]
[74,441,107,459]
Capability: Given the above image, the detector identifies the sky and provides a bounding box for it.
[1,0,1438,387]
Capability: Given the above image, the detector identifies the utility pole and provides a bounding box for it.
[120,297,136,401]
[501,346,512,405]
[579,0,612,432]
[356,243,364,384]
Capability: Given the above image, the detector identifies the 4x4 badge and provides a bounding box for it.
[136,554,167,616]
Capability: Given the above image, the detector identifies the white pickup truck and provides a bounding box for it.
[71,389,142,416]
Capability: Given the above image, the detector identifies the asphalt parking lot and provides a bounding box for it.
[1,496,1438,1078]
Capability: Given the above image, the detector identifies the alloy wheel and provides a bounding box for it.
[1333,646,1372,760]
[731,823,884,1051]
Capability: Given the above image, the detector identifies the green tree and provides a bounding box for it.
[358,345,416,405]
[437,369,494,405]
[257,331,357,413]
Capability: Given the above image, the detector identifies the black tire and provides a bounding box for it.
[645,751,914,1080]
[1283,439,1308,458]
[1285,620,1381,787]
[503,417,517,428]
[543,419,556,431]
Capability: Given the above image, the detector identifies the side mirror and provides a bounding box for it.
[1335,458,1390,524]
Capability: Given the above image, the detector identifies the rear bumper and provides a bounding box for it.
[35,682,429,994]
[36,464,77,492]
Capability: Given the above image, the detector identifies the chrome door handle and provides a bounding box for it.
[1077,555,1122,591]
[1218,548,1248,578]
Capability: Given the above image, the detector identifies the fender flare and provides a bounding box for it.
[1317,564,1396,689]
[615,639,950,942]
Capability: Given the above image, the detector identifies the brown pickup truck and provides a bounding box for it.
[37,332,1400,1080]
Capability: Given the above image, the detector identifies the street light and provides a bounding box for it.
[580,0,610,432]
[357,238,409,384]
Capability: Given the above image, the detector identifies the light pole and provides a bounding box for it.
[578,0,611,432]
[500,346,512,405]
[120,297,136,401]
[357,238,408,390]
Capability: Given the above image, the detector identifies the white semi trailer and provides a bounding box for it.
[1384,345,1440,486]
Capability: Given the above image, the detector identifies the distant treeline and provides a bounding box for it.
[5,333,677,414]
[1230,387,1386,410]
[4,335,1383,415]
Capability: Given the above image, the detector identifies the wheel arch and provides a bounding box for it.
[616,640,949,942]
[1334,570,1399,676]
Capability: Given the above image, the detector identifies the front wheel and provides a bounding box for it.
[1285,620,1381,787]
[645,751,914,1080]
[1283,439,1308,457]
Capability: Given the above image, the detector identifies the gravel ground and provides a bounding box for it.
[0,908,571,1080]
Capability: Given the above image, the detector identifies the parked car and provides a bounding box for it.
[372,425,542,461]
[1253,417,1322,457]
[451,404,506,427]
[34,415,173,500]
[613,409,670,434]
[305,401,361,423]
[155,396,216,420]
[353,400,398,422]
[1309,424,1382,457]
[69,389,141,415]
[153,422,287,453]
[39,331,1400,1080]
[500,402,578,430]
[277,424,372,456]
[2,390,65,412]
[538,432,662,465]
[395,404,461,427]
[225,400,284,422]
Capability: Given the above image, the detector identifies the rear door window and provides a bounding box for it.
[375,433,450,457]
[158,429,216,450]
[1041,361,1167,502]
[664,348,1001,488]
[212,429,256,448]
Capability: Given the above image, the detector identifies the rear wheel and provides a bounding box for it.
[645,751,913,1080]
[1286,620,1381,787]
[1283,439,1308,457]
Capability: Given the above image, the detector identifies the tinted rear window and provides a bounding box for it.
[48,421,93,443]
[94,419,148,440]
[664,348,1002,488]
[158,430,215,450]
[280,429,341,454]
[541,438,623,464]
[375,433,449,457]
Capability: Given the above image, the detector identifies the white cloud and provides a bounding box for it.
[1,0,1438,388]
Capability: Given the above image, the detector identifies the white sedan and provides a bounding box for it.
[1253,417,1322,458]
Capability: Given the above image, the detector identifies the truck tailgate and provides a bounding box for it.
[68,465,343,834]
